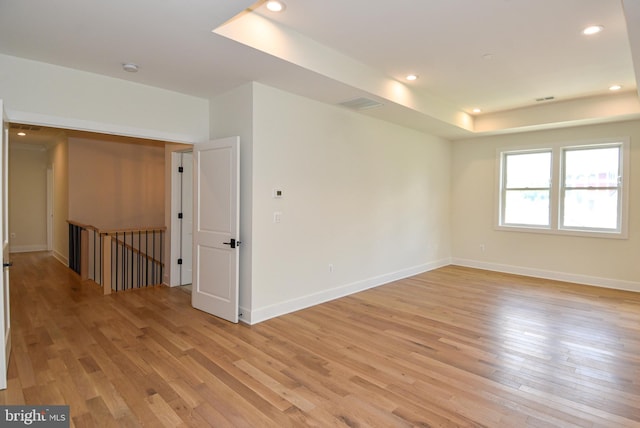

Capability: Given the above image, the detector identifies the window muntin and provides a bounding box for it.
[497,140,627,238]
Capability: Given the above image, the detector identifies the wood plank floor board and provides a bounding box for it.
[192,401,235,427]
[107,374,166,427]
[84,394,123,428]
[232,359,310,412]
[168,395,213,428]
[194,382,280,428]
[1,252,640,427]
[393,355,593,428]
[186,350,298,426]
[280,363,352,402]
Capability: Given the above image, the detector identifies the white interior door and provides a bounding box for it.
[180,152,193,285]
[192,137,240,323]
[0,100,11,389]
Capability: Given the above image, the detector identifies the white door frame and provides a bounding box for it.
[0,100,11,390]
[169,149,194,287]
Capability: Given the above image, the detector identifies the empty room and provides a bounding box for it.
[0,0,639,426]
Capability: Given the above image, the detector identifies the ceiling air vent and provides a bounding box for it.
[339,97,383,111]
[10,124,42,131]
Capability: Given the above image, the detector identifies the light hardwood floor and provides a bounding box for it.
[1,251,639,427]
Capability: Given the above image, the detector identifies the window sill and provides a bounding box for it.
[495,224,627,240]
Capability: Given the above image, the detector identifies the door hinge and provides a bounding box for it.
[177,258,183,265]
[178,212,183,219]
[178,166,184,173]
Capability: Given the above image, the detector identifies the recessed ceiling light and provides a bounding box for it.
[266,1,286,12]
[17,132,26,136]
[122,63,139,73]
[472,108,482,114]
[609,84,622,91]
[406,74,418,81]
[582,25,604,35]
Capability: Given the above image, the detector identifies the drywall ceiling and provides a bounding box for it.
[0,0,638,139]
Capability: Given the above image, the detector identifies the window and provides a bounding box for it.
[502,150,551,227]
[498,139,628,238]
[561,146,621,231]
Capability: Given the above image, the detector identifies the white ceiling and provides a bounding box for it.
[1,0,639,140]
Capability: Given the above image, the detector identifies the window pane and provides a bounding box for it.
[505,152,551,188]
[564,147,619,188]
[504,190,549,226]
[563,189,618,229]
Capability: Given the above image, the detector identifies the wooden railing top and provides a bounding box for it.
[67,220,166,235]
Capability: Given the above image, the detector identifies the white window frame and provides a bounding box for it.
[499,148,553,229]
[495,137,629,239]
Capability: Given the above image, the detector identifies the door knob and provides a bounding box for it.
[222,239,241,249]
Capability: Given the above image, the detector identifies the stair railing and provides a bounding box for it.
[68,221,165,294]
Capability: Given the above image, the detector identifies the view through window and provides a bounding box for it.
[498,140,627,237]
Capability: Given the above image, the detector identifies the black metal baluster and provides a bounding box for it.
[123,232,127,290]
[99,233,103,286]
[68,225,72,271]
[98,233,104,287]
[138,230,141,288]
[112,234,116,292]
[69,224,79,274]
[159,230,164,284]
[116,232,120,292]
[145,231,148,286]
[152,230,156,285]
[92,230,96,281]
[130,231,134,288]
[125,232,128,289]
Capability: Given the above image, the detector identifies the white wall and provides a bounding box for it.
[49,137,69,264]
[8,145,48,252]
[209,83,255,315]
[2,53,201,267]
[0,54,209,144]
[451,119,640,291]
[67,137,165,229]
[247,83,452,322]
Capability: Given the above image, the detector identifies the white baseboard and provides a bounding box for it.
[9,244,47,253]
[242,258,451,325]
[451,258,640,293]
[52,250,69,267]
[240,257,640,325]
